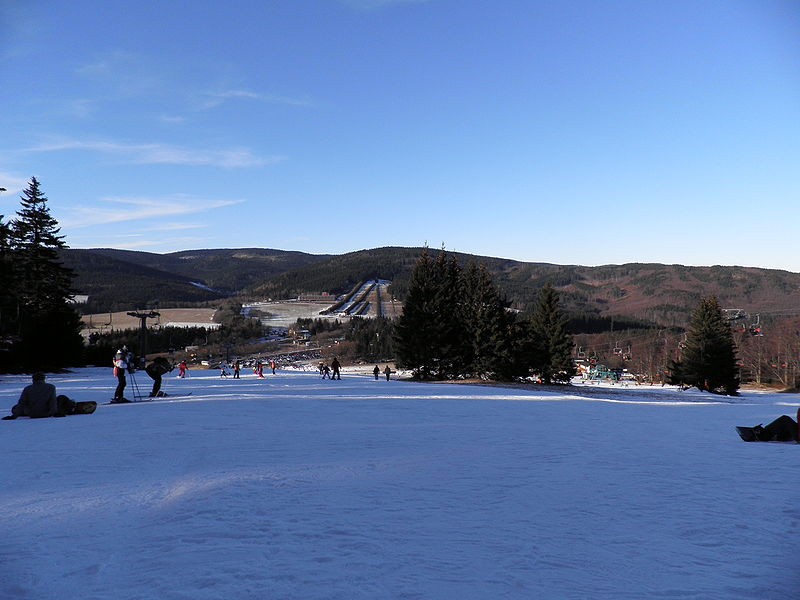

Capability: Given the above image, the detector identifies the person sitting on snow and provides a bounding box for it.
[6,372,58,418]
[747,408,800,442]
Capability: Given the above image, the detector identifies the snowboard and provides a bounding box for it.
[70,401,97,415]
[736,426,760,442]
[2,400,96,419]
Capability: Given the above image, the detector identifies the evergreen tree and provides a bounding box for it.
[432,251,469,379]
[0,214,18,345]
[11,178,74,312]
[395,248,474,379]
[462,262,519,380]
[670,296,739,395]
[4,178,84,371]
[528,284,575,384]
[394,248,440,379]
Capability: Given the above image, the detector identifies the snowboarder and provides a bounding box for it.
[384,365,393,381]
[112,346,132,402]
[373,365,380,380]
[145,356,174,397]
[741,408,800,442]
[5,372,58,418]
[331,357,341,380]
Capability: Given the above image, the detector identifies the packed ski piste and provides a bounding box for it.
[2,362,799,599]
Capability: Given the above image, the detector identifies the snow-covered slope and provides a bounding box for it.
[1,368,798,599]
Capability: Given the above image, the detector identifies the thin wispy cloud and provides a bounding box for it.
[159,114,187,125]
[27,139,283,168]
[74,50,161,97]
[60,195,245,229]
[340,0,432,10]
[201,89,313,110]
[0,173,31,199]
[145,222,208,232]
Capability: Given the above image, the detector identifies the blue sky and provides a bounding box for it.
[1,1,799,270]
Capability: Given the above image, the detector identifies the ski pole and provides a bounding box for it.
[129,369,143,401]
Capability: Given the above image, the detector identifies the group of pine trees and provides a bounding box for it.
[393,249,576,382]
[0,178,84,372]
[669,296,740,395]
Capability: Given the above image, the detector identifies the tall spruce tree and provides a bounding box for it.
[670,296,739,395]
[433,251,470,379]
[462,262,519,380]
[528,284,575,384]
[5,177,84,371]
[394,248,440,379]
[395,248,477,379]
[0,214,17,346]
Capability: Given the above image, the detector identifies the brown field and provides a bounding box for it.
[81,295,401,338]
[81,308,218,336]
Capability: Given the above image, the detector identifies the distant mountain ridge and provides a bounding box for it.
[61,247,800,329]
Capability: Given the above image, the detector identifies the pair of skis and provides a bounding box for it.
[108,392,192,404]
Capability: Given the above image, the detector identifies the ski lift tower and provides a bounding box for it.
[127,310,160,360]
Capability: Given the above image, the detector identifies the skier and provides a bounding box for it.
[178,360,188,378]
[270,359,276,375]
[233,361,241,379]
[112,346,132,403]
[384,365,393,381]
[220,365,229,378]
[331,357,341,380]
[145,356,174,397]
[373,365,380,380]
[6,372,58,418]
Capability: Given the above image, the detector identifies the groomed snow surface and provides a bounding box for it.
[2,368,799,600]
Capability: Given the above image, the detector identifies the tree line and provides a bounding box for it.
[393,248,576,382]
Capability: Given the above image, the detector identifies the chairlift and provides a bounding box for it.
[96,312,113,333]
[749,314,764,336]
[723,308,748,321]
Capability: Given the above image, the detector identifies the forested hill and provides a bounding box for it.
[83,248,331,292]
[60,248,330,312]
[62,246,800,329]
[249,248,800,328]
